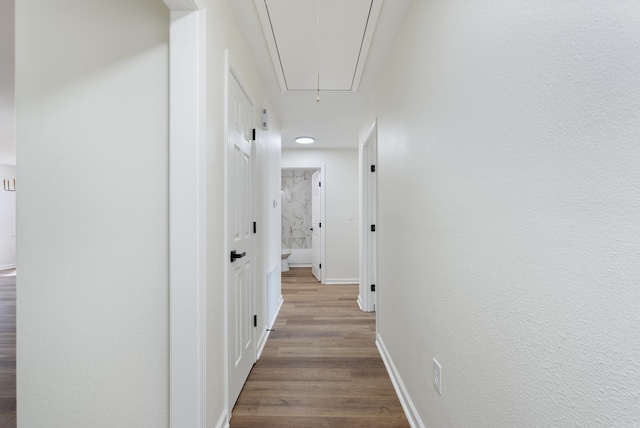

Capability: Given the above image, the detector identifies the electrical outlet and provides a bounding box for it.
[433,358,442,395]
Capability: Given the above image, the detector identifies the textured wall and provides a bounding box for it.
[281,169,313,249]
[364,1,640,426]
[16,0,170,426]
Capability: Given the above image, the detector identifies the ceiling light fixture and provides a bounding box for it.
[295,137,315,145]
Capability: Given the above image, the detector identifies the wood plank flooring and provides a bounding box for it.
[0,269,16,428]
[231,268,409,428]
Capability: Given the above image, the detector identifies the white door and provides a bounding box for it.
[311,170,322,281]
[227,71,255,410]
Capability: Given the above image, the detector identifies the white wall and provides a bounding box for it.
[0,164,16,269]
[16,1,282,426]
[364,1,640,426]
[203,1,282,423]
[16,1,170,426]
[0,0,15,165]
[282,149,358,283]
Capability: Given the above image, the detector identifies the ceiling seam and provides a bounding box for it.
[350,0,375,92]
[264,0,290,91]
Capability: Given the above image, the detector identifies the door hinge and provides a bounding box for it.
[371,224,376,232]
[319,181,321,187]
[253,221,257,234]
[319,263,322,269]
[252,128,256,141]
[371,165,376,172]
[253,315,257,327]
[319,222,322,228]
[371,284,376,292]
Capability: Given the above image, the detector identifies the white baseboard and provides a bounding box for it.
[215,410,229,428]
[271,296,284,328]
[357,296,364,311]
[257,327,270,360]
[324,278,359,285]
[376,335,425,428]
[289,263,312,268]
[257,294,284,360]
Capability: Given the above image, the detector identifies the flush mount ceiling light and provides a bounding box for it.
[295,136,315,144]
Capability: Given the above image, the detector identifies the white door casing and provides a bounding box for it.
[360,120,377,313]
[165,2,206,426]
[280,165,325,283]
[226,66,256,412]
[311,170,322,281]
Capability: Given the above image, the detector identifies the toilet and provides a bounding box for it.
[281,249,292,272]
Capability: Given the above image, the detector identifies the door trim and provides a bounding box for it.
[165,3,207,427]
[224,52,258,416]
[359,120,377,313]
[280,166,326,284]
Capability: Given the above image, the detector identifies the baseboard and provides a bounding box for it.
[272,296,284,328]
[257,327,270,360]
[357,296,364,311]
[257,294,283,359]
[288,263,312,268]
[215,410,229,428]
[324,278,359,285]
[376,334,425,428]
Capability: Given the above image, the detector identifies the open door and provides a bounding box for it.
[311,170,322,281]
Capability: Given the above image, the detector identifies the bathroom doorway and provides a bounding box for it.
[281,167,325,283]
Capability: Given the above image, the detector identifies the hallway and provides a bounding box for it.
[230,268,409,427]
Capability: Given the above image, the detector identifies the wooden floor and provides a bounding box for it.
[231,268,409,427]
[0,269,16,428]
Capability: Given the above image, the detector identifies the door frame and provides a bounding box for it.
[310,169,322,281]
[165,2,207,427]
[359,120,377,312]
[280,165,326,284]
[224,53,258,416]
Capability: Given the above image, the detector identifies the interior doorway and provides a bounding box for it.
[226,65,257,413]
[359,120,377,312]
[310,170,322,281]
[0,0,17,423]
[281,166,325,283]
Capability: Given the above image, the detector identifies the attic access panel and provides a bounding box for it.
[255,0,382,92]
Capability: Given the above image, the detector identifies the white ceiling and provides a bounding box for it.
[0,1,413,161]
[229,0,413,149]
[0,0,15,165]
[256,0,381,92]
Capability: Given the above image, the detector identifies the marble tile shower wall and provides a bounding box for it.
[281,169,313,249]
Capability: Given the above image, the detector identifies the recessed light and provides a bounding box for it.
[295,136,315,144]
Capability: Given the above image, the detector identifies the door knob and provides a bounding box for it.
[230,250,246,262]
